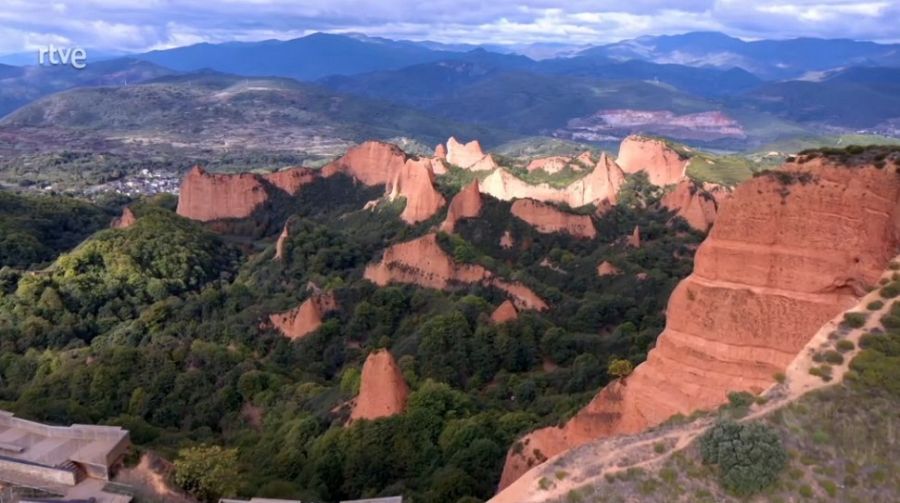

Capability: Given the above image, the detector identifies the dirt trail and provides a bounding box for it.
[490,257,898,503]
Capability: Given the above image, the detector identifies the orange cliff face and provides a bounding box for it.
[364,233,547,311]
[323,141,446,224]
[616,135,688,186]
[269,292,338,340]
[444,137,498,171]
[350,350,409,422]
[661,179,726,232]
[490,300,519,324]
[440,180,483,233]
[480,153,625,208]
[176,166,272,221]
[111,207,137,229]
[496,159,900,494]
[526,156,576,174]
[511,199,597,239]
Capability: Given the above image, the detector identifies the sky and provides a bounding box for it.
[0,0,898,55]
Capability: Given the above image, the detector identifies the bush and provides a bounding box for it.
[841,312,867,329]
[879,282,900,299]
[773,372,786,383]
[809,365,833,381]
[867,300,884,311]
[699,420,787,496]
[822,350,844,365]
[835,340,855,353]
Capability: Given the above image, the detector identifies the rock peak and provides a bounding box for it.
[440,180,483,233]
[616,135,688,186]
[350,349,409,422]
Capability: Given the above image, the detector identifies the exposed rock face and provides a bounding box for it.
[511,199,597,239]
[364,233,547,311]
[111,207,137,229]
[176,166,272,222]
[661,179,724,232]
[526,156,573,174]
[500,231,515,249]
[262,167,317,195]
[616,135,688,186]
[440,180,483,233]
[323,141,446,224]
[274,221,290,260]
[627,226,641,248]
[269,291,338,340]
[434,143,447,159]
[575,151,594,166]
[445,137,496,170]
[350,350,409,422]
[497,159,900,492]
[596,261,620,277]
[491,300,519,324]
[480,154,625,208]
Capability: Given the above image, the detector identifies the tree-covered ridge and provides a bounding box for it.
[0,173,702,502]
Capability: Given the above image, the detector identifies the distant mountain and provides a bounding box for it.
[0,58,175,118]
[134,32,469,80]
[580,32,900,79]
[1,71,508,154]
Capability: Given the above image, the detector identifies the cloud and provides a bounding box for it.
[0,0,897,55]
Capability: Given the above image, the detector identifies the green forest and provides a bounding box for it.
[0,172,702,502]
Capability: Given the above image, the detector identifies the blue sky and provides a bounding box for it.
[1,0,898,55]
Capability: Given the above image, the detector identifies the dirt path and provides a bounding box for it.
[491,257,898,503]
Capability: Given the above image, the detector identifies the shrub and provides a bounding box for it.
[835,340,855,353]
[841,312,867,329]
[773,372,786,383]
[608,358,634,379]
[799,484,814,498]
[809,365,833,381]
[822,350,843,365]
[699,420,787,496]
[879,282,900,299]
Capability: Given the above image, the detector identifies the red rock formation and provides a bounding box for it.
[350,350,409,422]
[575,151,594,166]
[500,231,515,249]
[526,156,572,174]
[445,137,496,170]
[491,300,518,324]
[434,143,447,159]
[627,226,641,248]
[262,167,317,195]
[511,199,597,239]
[323,141,446,224]
[364,233,547,311]
[596,261,620,277]
[269,291,338,340]
[480,153,625,208]
[497,158,900,492]
[274,221,290,260]
[616,135,688,186]
[661,179,723,232]
[111,207,137,229]
[176,166,272,221]
[440,180,483,233]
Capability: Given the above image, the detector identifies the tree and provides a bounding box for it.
[608,358,634,379]
[699,420,787,496]
[173,445,240,502]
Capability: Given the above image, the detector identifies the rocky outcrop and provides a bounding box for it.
[323,141,446,224]
[274,221,290,260]
[434,143,447,159]
[491,300,519,324]
[616,135,688,186]
[262,167,317,195]
[497,158,900,492]
[176,166,273,222]
[364,233,547,311]
[269,292,338,340]
[440,180,483,233]
[596,261,620,277]
[500,231,515,249]
[445,137,497,171]
[480,154,625,208]
[350,350,409,422]
[661,179,724,232]
[511,199,597,239]
[526,156,573,174]
[575,151,594,166]
[111,207,137,229]
[627,226,641,248]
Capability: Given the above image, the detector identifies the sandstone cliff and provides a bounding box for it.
[323,141,446,224]
[111,207,137,229]
[526,156,575,174]
[440,180,483,233]
[616,135,688,186]
[176,166,273,222]
[491,300,519,324]
[511,199,597,239]
[262,167,317,195]
[274,220,290,260]
[364,233,547,311]
[445,137,497,171]
[480,153,625,208]
[497,158,900,491]
[661,179,725,232]
[269,291,338,340]
[350,349,409,422]
[596,261,620,277]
